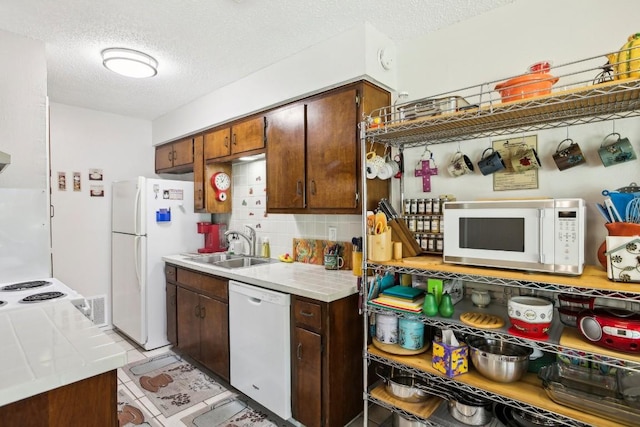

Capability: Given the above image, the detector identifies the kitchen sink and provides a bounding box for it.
[212,256,276,269]
[185,253,275,269]
[185,253,243,264]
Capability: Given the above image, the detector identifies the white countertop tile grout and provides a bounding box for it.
[163,254,359,302]
[0,300,127,407]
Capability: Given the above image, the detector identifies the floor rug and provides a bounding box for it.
[117,388,162,427]
[123,353,227,418]
[181,395,284,427]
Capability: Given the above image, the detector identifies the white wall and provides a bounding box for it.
[49,103,154,307]
[0,29,50,282]
[392,0,640,265]
[152,22,397,145]
[228,160,362,258]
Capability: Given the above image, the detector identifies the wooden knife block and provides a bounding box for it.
[388,218,422,257]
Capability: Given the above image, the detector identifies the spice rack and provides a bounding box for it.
[360,49,640,427]
[403,197,449,254]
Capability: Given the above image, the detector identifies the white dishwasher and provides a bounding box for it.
[228,280,291,420]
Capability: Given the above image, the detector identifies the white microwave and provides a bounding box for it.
[442,198,585,276]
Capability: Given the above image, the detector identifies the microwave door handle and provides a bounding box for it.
[539,225,545,264]
[539,209,552,264]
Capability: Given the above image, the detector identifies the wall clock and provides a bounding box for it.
[211,171,231,201]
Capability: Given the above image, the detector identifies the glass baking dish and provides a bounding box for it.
[539,363,619,398]
[541,382,640,426]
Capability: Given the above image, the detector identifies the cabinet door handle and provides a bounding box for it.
[195,304,200,318]
[224,135,229,148]
[299,310,313,317]
[297,342,302,360]
[168,151,173,162]
[296,180,303,196]
[310,179,316,195]
[200,306,206,319]
[232,133,237,146]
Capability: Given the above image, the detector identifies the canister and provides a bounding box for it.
[430,216,440,233]
[376,313,398,344]
[410,199,418,215]
[424,198,434,214]
[399,317,425,350]
[404,199,411,215]
[417,198,426,214]
[419,234,428,251]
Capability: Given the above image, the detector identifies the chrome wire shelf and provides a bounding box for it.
[368,353,589,427]
[366,304,640,372]
[367,394,443,427]
[366,262,640,301]
[362,50,640,148]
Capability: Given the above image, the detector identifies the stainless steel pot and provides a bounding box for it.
[447,392,494,426]
[376,367,431,403]
[391,413,428,427]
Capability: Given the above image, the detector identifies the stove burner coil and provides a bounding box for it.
[1,280,52,292]
[19,291,66,303]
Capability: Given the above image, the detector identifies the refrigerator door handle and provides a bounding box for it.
[134,235,142,289]
[134,185,142,235]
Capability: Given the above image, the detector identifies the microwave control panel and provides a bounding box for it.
[555,208,583,267]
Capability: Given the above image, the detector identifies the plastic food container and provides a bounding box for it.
[558,294,595,310]
[558,307,581,328]
[494,73,558,102]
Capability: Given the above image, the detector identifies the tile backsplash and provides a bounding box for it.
[225,159,363,257]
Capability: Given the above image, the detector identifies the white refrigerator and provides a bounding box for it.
[111,177,205,350]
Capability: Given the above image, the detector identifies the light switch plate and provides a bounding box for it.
[328,226,337,241]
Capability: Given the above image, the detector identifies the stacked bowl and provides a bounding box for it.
[508,296,554,338]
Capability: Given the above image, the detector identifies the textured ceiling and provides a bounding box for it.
[0,0,514,120]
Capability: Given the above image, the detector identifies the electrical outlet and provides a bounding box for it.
[328,226,337,241]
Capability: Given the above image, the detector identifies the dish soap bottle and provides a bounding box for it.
[261,237,271,258]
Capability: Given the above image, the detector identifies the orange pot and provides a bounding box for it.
[494,73,559,102]
[596,221,640,268]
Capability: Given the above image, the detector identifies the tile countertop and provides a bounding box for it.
[162,254,359,303]
[0,300,127,407]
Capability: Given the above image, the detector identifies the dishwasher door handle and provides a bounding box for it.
[248,296,263,305]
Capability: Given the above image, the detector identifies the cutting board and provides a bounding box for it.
[292,239,352,270]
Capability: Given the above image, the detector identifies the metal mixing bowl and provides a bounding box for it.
[467,337,532,383]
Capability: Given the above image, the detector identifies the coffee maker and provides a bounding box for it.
[197,222,228,253]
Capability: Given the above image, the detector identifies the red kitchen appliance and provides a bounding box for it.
[197,222,228,253]
[578,308,640,353]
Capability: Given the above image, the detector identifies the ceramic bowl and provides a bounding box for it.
[508,296,553,337]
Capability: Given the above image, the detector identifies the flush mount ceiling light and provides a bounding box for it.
[101,48,158,78]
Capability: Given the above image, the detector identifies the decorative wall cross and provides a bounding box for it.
[414,160,438,192]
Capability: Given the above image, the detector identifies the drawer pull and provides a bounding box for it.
[299,310,314,317]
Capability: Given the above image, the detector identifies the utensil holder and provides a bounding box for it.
[368,229,392,262]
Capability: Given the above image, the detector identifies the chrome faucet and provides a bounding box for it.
[224,225,256,256]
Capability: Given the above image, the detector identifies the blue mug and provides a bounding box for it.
[477,148,506,175]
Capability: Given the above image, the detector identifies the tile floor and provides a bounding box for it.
[108,329,391,427]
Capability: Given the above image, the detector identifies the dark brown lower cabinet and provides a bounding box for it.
[0,370,117,427]
[166,281,177,346]
[291,293,363,427]
[172,267,230,382]
[293,327,322,426]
